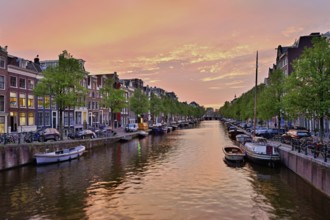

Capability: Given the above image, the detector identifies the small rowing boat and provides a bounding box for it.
[223,145,245,162]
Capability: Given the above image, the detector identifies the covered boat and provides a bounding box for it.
[241,137,281,167]
[35,145,85,165]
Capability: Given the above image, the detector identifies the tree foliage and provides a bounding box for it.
[150,93,163,123]
[259,69,285,127]
[33,50,87,139]
[283,36,330,139]
[129,88,149,116]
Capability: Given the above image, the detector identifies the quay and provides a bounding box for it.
[278,143,330,197]
[0,127,138,171]
[0,121,197,171]
[225,121,330,197]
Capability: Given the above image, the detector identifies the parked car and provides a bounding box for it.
[281,129,312,144]
[68,129,97,139]
[38,128,60,142]
[95,127,117,137]
[125,123,138,132]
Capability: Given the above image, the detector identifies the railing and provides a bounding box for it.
[290,138,329,163]
[0,129,118,145]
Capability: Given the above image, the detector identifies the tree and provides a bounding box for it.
[129,88,149,122]
[33,50,87,139]
[259,69,285,129]
[150,93,163,124]
[283,36,330,141]
[100,78,127,128]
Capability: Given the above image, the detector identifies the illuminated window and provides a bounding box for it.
[28,112,34,125]
[19,94,26,108]
[44,96,50,108]
[37,97,43,108]
[0,116,5,133]
[19,112,26,126]
[28,95,34,108]
[10,92,17,107]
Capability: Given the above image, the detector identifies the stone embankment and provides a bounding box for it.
[0,129,138,171]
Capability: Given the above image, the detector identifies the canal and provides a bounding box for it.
[0,121,329,220]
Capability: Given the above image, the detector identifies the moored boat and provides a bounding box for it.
[223,145,245,162]
[241,137,281,167]
[35,145,85,165]
[236,134,252,145]
[228,129,245,140]
[120,135,133,142]
[138,130,148,138]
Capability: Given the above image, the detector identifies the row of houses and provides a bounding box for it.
[0,46,192,135]
[264,31,330,132]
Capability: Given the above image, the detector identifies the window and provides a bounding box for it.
[0,116,5,133]
[44,96,50,108]
[76,112,82,125]
[10,76,17,87]
[0,95,4,112]
[37,112,43,126]
[38,97,43,108]
[19,78,26,89]
[28,112,34,125]
[70,112,74,126]
[19,112,26,126]
[10,92,17,107]
[27,80,34,89]
[45,112,50,126]
[28,95,34,108]
[0,76,4,89]
[19,94,26,108]
[0,57,5,69]
[64,112,69,126]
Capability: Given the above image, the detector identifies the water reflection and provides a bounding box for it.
[0,121,329,220]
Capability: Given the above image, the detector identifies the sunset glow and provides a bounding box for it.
[1,0,329,108]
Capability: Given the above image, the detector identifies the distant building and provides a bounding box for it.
[275,32,321,77]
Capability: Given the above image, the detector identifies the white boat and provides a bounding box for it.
[138,130,148,138]
[241,137,281,167]
[223,146,245,162]
[236,134,252,145]
[35,145,85,165]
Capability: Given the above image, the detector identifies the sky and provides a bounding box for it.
[1,0,330,109]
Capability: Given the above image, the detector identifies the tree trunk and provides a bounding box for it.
[59,109,63,140]
[320,116,324,142]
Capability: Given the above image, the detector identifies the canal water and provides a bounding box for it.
[0,121,329,220]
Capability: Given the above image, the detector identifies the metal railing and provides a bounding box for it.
[290,138,329,163]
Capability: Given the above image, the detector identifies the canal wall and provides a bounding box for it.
[0,134,137,171]
[278,146,330,197]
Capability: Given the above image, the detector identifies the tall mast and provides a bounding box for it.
[253,51,258,137]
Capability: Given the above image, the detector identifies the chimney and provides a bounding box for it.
[34,55,40,65]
